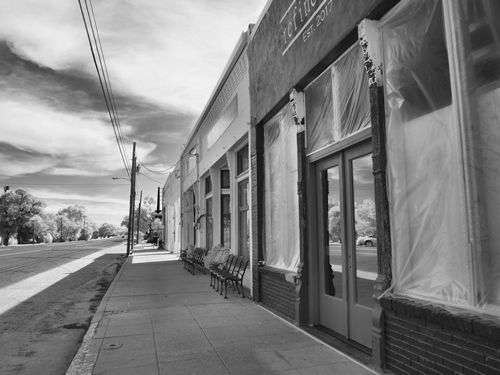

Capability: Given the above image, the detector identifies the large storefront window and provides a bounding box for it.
[383,0,500,309]
[206,197,213,250]
[305,44,370,155]
[264,105,300,271]
[221,194,231,246]
[238,180,250,258]
[462,0,500,306]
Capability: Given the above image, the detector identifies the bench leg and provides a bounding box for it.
[224,279,228,299]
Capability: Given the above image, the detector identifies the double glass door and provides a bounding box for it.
[316,141,377,349]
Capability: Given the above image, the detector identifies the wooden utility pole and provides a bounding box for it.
[126,142,137,256]
[136,190,142,245]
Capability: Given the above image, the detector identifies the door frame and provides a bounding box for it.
[306,134,375,348]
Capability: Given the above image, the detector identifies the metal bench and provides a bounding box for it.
[210,254,234,289]
[221,256,248,298]
[183,247,207,275]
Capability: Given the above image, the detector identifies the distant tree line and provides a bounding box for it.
[121,195,163,243]
[0,188,121,246]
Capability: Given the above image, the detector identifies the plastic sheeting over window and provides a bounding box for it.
[305,44,370,155]
[264,104,300,272]
[383,0,472,304]
[463,0,500,307]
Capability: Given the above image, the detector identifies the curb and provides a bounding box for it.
[65,255,131,375]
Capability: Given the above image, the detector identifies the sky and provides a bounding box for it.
[0,0,267,226]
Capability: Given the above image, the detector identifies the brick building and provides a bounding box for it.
[163,0,500,373]
[248,0,500,373]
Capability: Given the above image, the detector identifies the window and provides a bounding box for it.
[264,104,300,271]
[205,175,212,195]
[206,197,213,250]
[382,0,500,310]
[220,169,230,189]
[305,44,370,155]
[221,194,231,246]
[462,0,500,307]
[238,180,250,258]
[237,145,249,175]
[186,147,197,176]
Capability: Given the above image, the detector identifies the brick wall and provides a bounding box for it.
[260,267,296,321]
[382,296,500,375]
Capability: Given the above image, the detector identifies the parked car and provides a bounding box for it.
[356,236,377,247]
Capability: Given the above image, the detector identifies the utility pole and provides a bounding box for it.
[60,217,63,242]
[83,215,86,240]
[136,190,142,245]
[126,142,137,257]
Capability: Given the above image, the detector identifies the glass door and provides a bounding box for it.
[316,141,377,349]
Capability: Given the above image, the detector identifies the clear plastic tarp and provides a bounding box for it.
[383,0,500,310]
[264,104,300,272]
[463,0,500,307]
[305,44,370,155]
[383,0,472,304]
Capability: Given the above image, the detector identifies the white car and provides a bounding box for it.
[356,236,377,247]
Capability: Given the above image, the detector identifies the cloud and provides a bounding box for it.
[0,0,267,112]
[0,97,131,176]
[0,0,268,225]
[0,41,197,168]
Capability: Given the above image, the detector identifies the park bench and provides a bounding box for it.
[183,247,207,275]
[210,254,235,291]
[212,255,249,299]
[222,256,249,299]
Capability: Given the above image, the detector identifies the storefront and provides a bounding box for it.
[177,28,254,292]
[248,0,500,371]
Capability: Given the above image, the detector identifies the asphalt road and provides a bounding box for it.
[0,238,125,288]
[0,238,126,375]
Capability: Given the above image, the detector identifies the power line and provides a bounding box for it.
[138,161,174,175]
[77,0,131,178]
[87,0,130,165]
[82,0,130,177]
[137,172,162,185]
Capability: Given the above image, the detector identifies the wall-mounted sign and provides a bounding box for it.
[280,0,335,55]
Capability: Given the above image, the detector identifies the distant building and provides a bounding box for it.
[176,27,253,291]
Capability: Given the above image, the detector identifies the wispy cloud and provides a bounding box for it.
[0,0,267,224]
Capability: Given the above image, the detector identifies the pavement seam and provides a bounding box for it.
[186,304,232,375]
[150,312,161,375]
[256,304,380,374]
[65,252,129,375]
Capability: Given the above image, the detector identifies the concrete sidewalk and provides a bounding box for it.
[66,245,378,375]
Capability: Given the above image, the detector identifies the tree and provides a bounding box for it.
[121,196,156,234]
[0,189,43,245]
[355,198,376,237]
[98,223,117,238]
[58,205,86,223]
[328,201,342,243]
